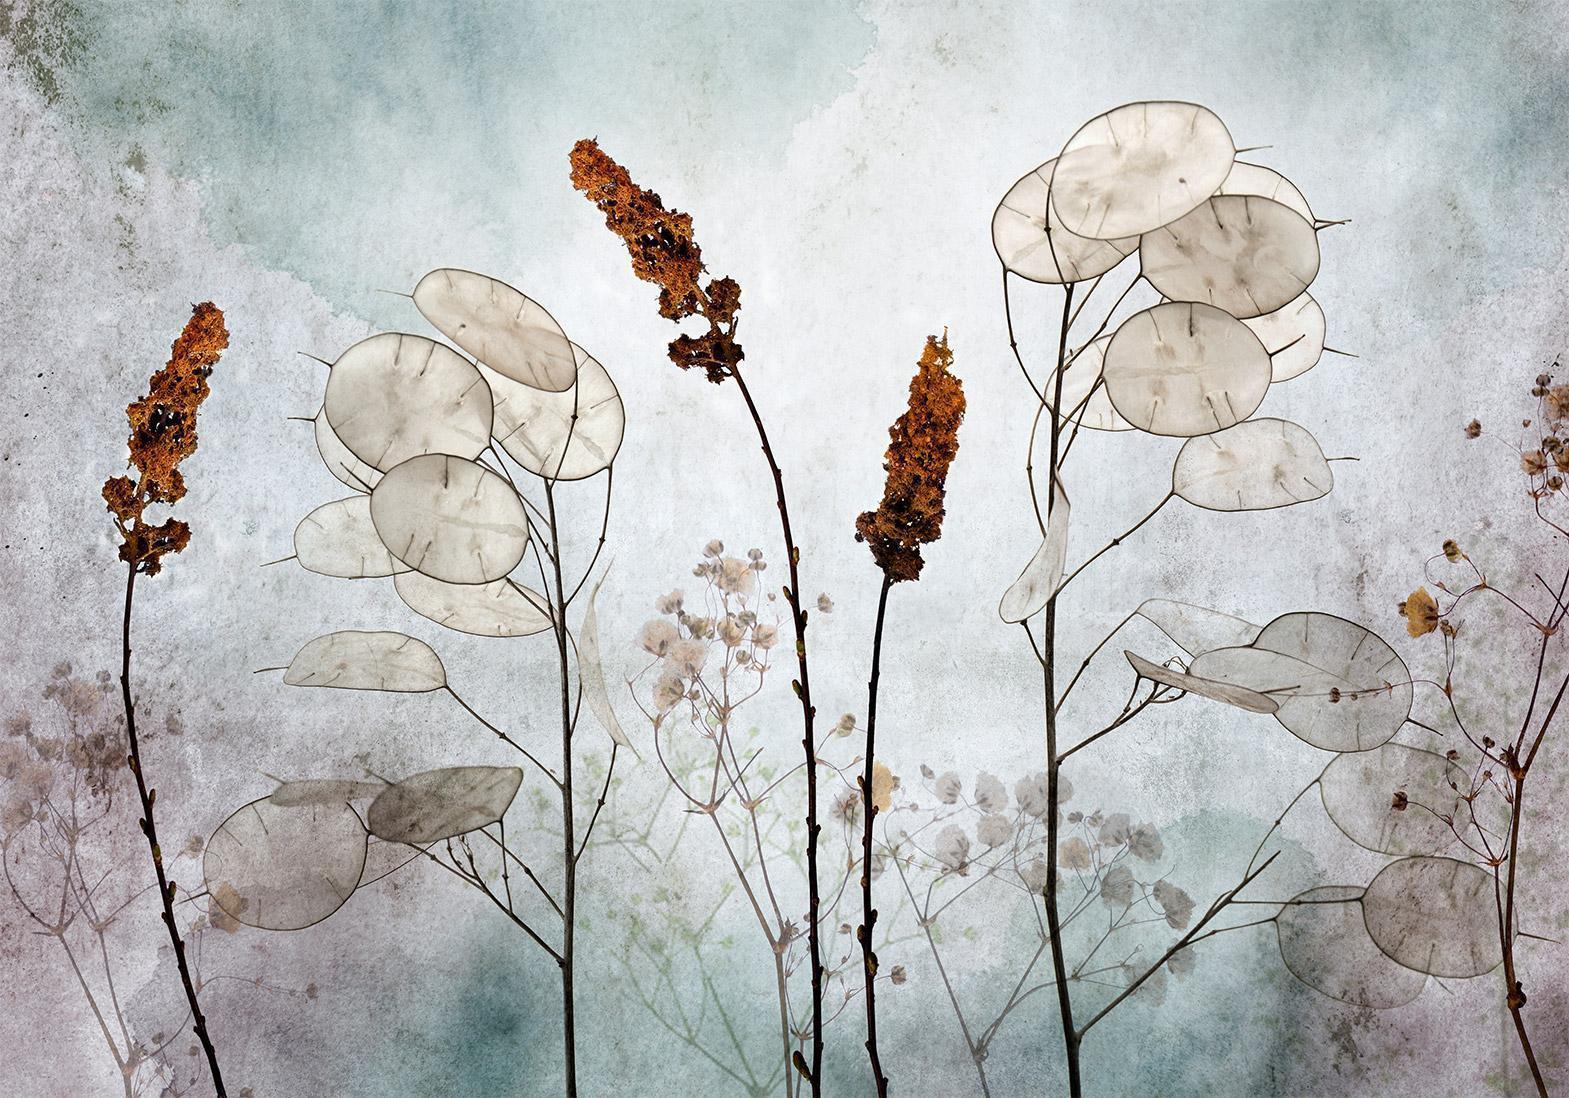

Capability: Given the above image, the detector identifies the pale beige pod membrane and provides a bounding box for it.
[313,407,382,493]
[1134,598,1261,658]
[1243,292,1327,382]
[283,630,447,693]
[294,495,409,579]
[1189,613,1411,752]
[485,343,625,480]
[1363,856,1503,978]
[370,454,530,585]
[1215,161,1314,223]
[1276,886,1426,1008]
[367,766,524,845]
[267,779,385,808]
[393,572,552,638]
[998,479,1069,623]
[1049,101,1235,240]
[1320,744,1467,856]
[324,333,494,471]
[1102,302,1271,437]
[992,160,1138,283]
[1140,195,1321,320]
[1172,418,1332,512]
[1124,651,1277,714]
[1252,612,1411,750]
[1042,336,1134,431]
[204,797,368,931]
[579,570,633,748]
[414,268,577,392]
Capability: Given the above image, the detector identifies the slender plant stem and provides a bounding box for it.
[1057,492,1173,595]
[1076,853,1279,1038]
[775,953,797,1098]
[891,849,991,1098]
[544,481,578,1098]
[1038,282,1082,1097]
[444,686,561,787]
[1501,772,1547,1097]
[859,573,894,1096]
[729,363,824,1094]
[119,561,227,1097]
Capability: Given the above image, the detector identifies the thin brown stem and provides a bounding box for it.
[120,560,227,1096]
[444,687,562,788]
[1039,282,1082,1097]
[729,364,824,1094]
[574,743,620,864]
[1056,492,1174,595]
[1501,772,1547,1096]
[858,573,893,1096]
[1076,852,1281,1039]
[544,481,579,1098]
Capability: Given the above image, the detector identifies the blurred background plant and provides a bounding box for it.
[877,764,1201,1097]
[604,542,914,1097]
[1363,369,1569,1097]
[1,665,308,1097]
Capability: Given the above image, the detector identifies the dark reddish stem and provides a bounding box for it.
[544,480,579,1098]
[1500,769,1546,1097]
[1040,283,1082,1098]
[120,560,227,1096]
[859,572,894,1096]
[729,365,824,1094]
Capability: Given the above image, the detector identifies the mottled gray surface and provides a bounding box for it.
[2,1,1567,1094]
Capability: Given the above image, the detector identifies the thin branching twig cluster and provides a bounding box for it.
[612,543,914,1096]
[1381,370,1569,1097]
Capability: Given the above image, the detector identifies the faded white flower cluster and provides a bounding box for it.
[635,541,781,721]
[623,542,902,1075]
[2,664,126,834]
[889,765,1198,989]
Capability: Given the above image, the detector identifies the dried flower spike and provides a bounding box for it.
[856,334,966,582]
[569,139,741,383]
[103,302,229,575]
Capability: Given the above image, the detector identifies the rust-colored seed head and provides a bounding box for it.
[104,302,228,575]
[856,334,966,582]
[569,138,742,383]
[569,138,705,321]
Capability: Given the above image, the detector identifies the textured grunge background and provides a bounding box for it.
[3,1,1567,1095]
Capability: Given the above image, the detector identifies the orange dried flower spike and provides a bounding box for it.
[569,139,741,383]
[856,334,966,582]
[103,302,229,575]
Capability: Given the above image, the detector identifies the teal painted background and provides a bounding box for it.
[3,1,1567,1094]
